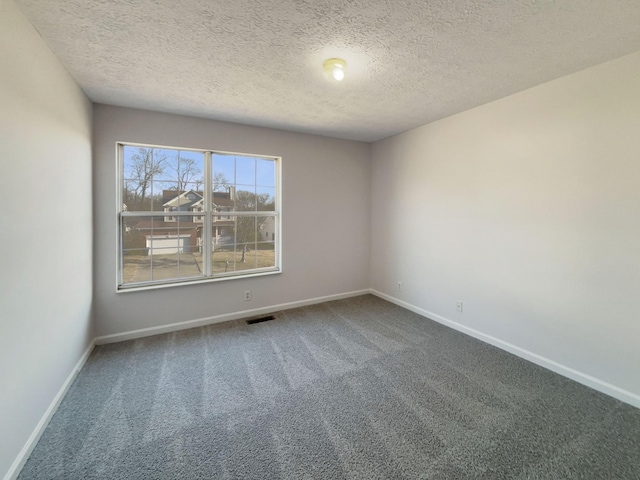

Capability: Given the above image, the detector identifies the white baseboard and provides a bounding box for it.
[4,341,95,480]
[94,289,370,345]
[370,289,640,409]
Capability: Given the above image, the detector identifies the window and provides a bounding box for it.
[118,143,280,290]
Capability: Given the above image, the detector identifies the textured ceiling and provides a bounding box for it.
[14,0,640,142]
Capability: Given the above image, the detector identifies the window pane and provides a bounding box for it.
[192,250,205,275]
[213,154,235,187]
[145,216,176,281]
[148,148,178,182]
[176,151,205,191]
[211,215,266,275]
[234,242,257,271]
[257,186,276,211]
[212,215,234,249]
[175,215,198,255]
[122,249,151,284]
[183,183,205,223]
[152,151,177,183]
[147,150,205,192]
[256,242,276,269]
[161,184,205,220]
[212,213,234,275]
[235,216,257,249]
[211,246,236,274]
[121,214,152,285]
[149,251,179,281]
[121,214,204,285]
[256,158,275,187]
[122,216,145,250]
[212,186,234,213]
[152,181,179,213]
[257,215,276,242]
[123,147,173,210]
[157,216,200,280]
[235,156,256,186]
[234,187,257,211]
[175,251,202,279]
[152,184,170,211]
[126,147,205,200]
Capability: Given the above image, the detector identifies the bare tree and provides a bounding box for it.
[213,172,229,192]
[124,148,167,210]
[169,154,203,192]
[166,160,227,194]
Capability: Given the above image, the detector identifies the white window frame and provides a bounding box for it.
[116,142,282,291]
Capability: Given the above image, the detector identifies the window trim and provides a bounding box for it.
[116,142,282,292]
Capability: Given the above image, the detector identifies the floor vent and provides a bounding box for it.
[246,315,276,325]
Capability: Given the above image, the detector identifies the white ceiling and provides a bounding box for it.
[14,0,640,142]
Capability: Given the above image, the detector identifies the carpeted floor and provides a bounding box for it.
[19,295,640,479]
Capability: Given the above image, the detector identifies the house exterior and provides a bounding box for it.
[127,187,268,255]
[260,216,276,242]
[162,189,203,222]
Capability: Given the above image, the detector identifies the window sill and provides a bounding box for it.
[116,268,281,293]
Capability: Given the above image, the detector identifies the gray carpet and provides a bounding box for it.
[19,295,640,479]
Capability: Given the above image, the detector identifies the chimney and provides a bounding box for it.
[229,185,235,201]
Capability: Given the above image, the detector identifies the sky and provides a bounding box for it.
[122,145,276,208]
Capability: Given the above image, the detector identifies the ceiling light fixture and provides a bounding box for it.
[323,58,346,82]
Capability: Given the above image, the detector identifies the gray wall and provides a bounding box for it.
[0,0,94,477]
[93,105,371,337]
[371,51,640,402]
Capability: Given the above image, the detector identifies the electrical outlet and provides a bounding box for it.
[397,281,403,291]
[244,290,251,301]
[456,301,463,313]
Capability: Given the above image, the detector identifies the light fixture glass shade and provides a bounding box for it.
[323,58,346,82]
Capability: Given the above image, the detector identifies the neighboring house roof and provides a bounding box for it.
[162,189,235,209]
[213,191,234,208]
[162,189,203,209]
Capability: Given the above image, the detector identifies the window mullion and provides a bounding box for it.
[203,151,213,277]
[117,143,124,288]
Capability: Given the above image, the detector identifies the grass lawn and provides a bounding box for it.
[200,248,276,274]
[122,248,275,284]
